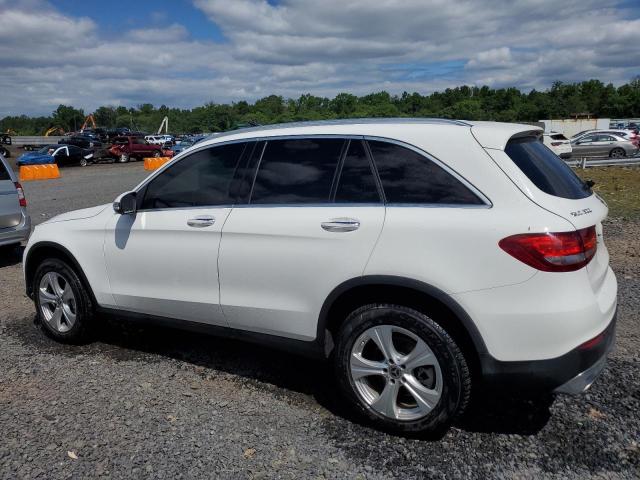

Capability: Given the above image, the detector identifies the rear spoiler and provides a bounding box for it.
[469,122,543,150]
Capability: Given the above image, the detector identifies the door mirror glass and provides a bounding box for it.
[113,191,137,215]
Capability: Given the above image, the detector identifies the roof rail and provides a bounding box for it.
[203,117,471,141]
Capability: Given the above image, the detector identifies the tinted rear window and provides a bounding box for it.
[368,140,483,205]
[250,138,344,204]
[0,160,10,180]
[505,137,591,199]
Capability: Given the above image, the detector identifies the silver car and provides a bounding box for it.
[570,133,639,158]
[0,154,31,248]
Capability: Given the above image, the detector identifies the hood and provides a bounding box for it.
[44,204,109,224]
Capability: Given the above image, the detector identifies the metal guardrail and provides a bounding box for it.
[12,136,64,146]
[566,155,640,168]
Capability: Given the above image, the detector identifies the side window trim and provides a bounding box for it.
[363,135,492,207]
[328,139,351,202]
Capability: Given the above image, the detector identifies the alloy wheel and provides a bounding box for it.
[349,324,443,421]
[38,272,77,333]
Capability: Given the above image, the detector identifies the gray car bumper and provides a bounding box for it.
[0,212,31,247]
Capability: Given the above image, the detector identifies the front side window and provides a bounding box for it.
[250,138,344,204]
[368,140,483,205]
[141,142,246,209]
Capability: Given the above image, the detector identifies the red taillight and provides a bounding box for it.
[499,226,597,272]
[14,182,26,207]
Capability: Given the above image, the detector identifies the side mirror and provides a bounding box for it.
[113,191,137,215]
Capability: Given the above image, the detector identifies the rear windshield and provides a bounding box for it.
[505,137,591,199]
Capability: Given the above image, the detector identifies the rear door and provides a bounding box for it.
[218,137,385,340]
[573,134,598,156]
[592,135,616,156]
[0,157,21,229]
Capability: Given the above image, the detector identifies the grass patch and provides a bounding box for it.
[575,166,640,219]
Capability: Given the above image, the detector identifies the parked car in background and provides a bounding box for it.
[106,128,132,141]
[0,153,30,248]
[572,129,638,146]
[23,119,616,435]
[571,133,639,158]
[109,136,162,163]
[59,135,102,149]
[145,135,173,146]
[80,128,108,142]
[17,145,94,167]
[543,133,572,158]
[170,139,194,156]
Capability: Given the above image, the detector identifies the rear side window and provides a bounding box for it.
[505,137,591,199]
[335,140,381,203]
[0,160,10,180]
[368,140,483,205]
[141,142,246,209]
[251,138,344,204]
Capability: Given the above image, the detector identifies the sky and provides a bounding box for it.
[1,0,640,117]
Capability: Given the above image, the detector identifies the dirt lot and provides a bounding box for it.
[0,163,638,479]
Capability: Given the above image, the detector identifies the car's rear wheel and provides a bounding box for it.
[118,153,129,163]
[33,258,94,343]
[79,158,88,167]
[610,148,626,158]
[334,304,471,435]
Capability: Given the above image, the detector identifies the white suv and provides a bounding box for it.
[23,119,617,434]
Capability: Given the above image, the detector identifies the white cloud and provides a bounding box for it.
[1,0,640,116]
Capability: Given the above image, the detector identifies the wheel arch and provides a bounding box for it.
[25,242,96,305]
[317,276,488,374]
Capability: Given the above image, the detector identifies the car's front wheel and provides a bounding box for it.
[33,258,94,343]
[118,153,129,163]
[152,150,161,158]
[334,304,471,435]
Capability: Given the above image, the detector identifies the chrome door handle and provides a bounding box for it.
[187,215,215,228]
[321,218,360,232]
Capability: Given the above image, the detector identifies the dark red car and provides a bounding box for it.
[109,136,162,163]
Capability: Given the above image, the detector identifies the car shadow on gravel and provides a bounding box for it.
[11,314,553,438]
[0,245,23,267]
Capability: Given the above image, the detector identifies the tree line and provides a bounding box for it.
[2,79,640,136]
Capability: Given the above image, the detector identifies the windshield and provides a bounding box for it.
[36,146,57,155]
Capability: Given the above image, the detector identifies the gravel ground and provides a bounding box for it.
[0,164,639,479]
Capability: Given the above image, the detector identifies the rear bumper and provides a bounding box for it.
[0,212,31,246]
[480,310,616,392]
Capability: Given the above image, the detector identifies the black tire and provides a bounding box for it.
[79,158,88,167]
[152,150,161,158]
[118,153,129,163]
[609,148,625,158]
[33,258,94,344]
[334,304,471,435]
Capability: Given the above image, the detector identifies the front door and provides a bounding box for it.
[103,141,248,325]
[219,137,385,340]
